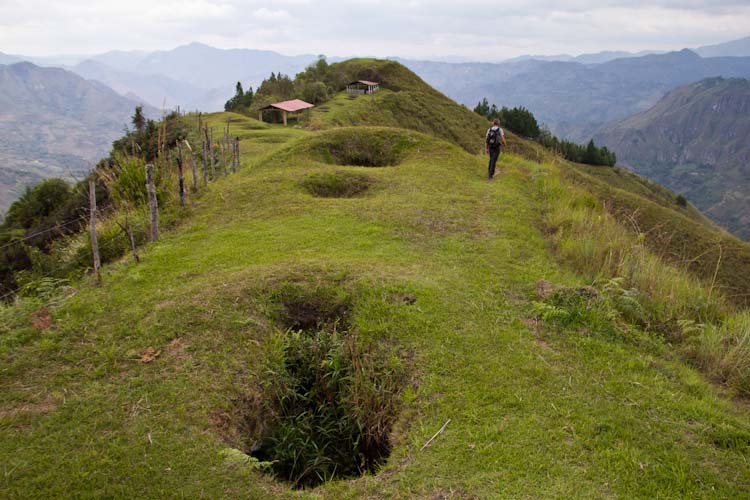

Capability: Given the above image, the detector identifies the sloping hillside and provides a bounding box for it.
[404,50,750,141]
[0,62,157,216]
[2,61,750,499]
[595,77,750,240]
[308,59,489,153]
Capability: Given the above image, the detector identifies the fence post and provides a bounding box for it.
[88,179,101,284]
[185,140,198,191]
[221,126,228,176]
[202,139,208,185]
[234,137,239,172]
[117,216,139,264]
[146,163,159,242]
[177,145,185,207]
[209,128,216,179]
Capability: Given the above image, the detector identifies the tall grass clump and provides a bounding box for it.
[254,328,407,488]
[537,163,750,396]
[539,171,728,331]
[683,312,750,396]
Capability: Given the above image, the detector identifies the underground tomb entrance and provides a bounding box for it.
[308,128,417,167]
[241,279,409,489]
[300,171,373,198]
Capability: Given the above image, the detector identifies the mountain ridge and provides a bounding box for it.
[400,49,750,141]
[595,76,750,240]
[0,61,157,215]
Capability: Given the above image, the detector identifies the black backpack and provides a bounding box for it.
[487,127,501,147]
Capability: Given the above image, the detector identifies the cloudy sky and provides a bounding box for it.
[2,0,749,60]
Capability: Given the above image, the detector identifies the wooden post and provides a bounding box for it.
[177,145,185,207]
[282,110,288,126]
[209,128,216,179]
[233,137,239,172]
[146,163,159,242]
[88,179,101,284]
[203,125,211,181]
[258,110,263,122]
[184,140,198,191]
[221,124,229,176]
[117,217,139,264]
[201,139,208,185]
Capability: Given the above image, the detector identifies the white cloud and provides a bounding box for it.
[0,0,748,59]
[251,7,292,21]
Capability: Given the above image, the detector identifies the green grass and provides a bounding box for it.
[308,89,489,154]
[563,162,750,307]
[2,91,750,498]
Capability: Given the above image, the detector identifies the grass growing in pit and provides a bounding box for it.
[300,171,373,198]
[300,127,416,167]
[253,328,406,488]
[245,278,407,489]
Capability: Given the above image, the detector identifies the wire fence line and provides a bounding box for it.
[0,228,130,303]
[2,116,244,304]
[0,205,118,252]
[0,205,124,303]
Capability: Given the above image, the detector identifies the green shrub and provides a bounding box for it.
[255,329,406,488]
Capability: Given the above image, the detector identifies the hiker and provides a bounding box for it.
[485,119,506,179]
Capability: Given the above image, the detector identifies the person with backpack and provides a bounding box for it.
[485,119,506,179]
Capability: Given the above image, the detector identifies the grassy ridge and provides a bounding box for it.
[2,112,750,498]
[2,60,750,498]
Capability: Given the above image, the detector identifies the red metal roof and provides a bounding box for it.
[261,99,315,112]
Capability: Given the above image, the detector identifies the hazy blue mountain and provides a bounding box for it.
[89,49,150,71]
[695,37,750,58]
[501,35,750,64]
[0,62,157,215]
[0,52,23,64]
[127,42,317,96]
[595,77,750,239]
[81,43,319,111]
[503,49,659,64]
[69,59,214,110]
[403,49,750,141]
[7,43,320,111]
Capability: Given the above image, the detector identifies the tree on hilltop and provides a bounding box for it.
[224,82,254,112]
[132,106,146,132]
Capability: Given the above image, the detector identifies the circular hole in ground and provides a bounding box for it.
[300,171,373,198]
[308,128,417,167]
[238,279,409,489]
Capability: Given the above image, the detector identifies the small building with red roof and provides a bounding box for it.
[346,80,380,95]
[259,99,315,126]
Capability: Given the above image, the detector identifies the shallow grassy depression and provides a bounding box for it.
[1,112,750,499]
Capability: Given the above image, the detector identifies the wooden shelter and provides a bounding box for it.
[259,99,314,126]
[346,80,380,95]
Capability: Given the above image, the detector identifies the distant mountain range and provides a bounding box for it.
[78,43,320,111]
[1,43,321,112]
[595,77,750,240]
[694,37,750,58]
[400,49,750,142]
[0,62,157,215]
[501,36,750,64]
[2,36,750,226]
